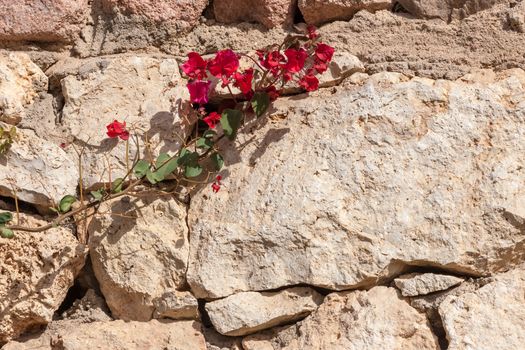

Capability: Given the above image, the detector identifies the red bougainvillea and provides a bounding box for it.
[106,120,129,140]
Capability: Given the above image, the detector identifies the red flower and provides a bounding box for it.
[307,25,319,40]
[208,49,240,86]
[211,175,222,193]
[182,52,208,80]
[233,68,254,97]
[314,59,329,74]
[187,80,212,105]
[299,74,319,92]
[266,85,280,101]
[283,48,308,74]
[259,50,285,76]
[106,120,129,140]
[315,43,335,63]
[203,112,222,129]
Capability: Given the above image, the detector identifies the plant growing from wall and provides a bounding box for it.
[0,25,334,238]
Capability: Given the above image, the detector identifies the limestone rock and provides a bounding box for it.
[243,287,438,349]
[0,0,89,42]
[0,213,86,343]
[187,70,525,299]
[0,126,79,210]
[205,287,323,336]
[508,1,525,33]
[203,327,243,350]
[397,0,502,22]
[439,267,525,350]
[394,273,464,297]
[298,0,392,25]
[0,52,48,125]
[2,319,207,350]
[153,290,199,320]
[60,289,112,323]
[214,0,296,29]
[58,55,194,190]
[88,193,190,321]
[101,0,208,30]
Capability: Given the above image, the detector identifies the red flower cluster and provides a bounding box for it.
[106,120,129,140]
[203,112,222,129]
[255,26,334,92]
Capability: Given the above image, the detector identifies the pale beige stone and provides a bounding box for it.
[88,193,190,321]
[206,287,323,336]
[397,0,503,22]
[243,287,438,349]
[60,289,112,323]
[187,70,525,299]
[0,52,47,125]
[0,125,79,211]
[394,273,464,297]
[439,267,525,350]
[58,55,194,190]
[2,319,207,350]
[0,213,86,343]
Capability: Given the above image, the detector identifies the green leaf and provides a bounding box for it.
[196,137,214,150]
[210,153,224,171]
[90,189,105,201]
[154,153,179,181]
[133,160,150,178]
[155,153,171,169]
[203,130,217,139]
[220,109,243,140]
[146,169,159,184]
[178,149,199,166]
[59,195,76,213]
[0,227,14,239]
[185,164,203,178]
[0,212,13,225]
[251,92,270,118]
[111,178,124,193]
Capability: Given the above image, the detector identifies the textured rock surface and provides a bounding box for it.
[0,126,79,210]
[0,213,86,343]
[88,194,190,321]
[60,289,112,323]
[188,70,525,298]
[299,0,391,25]
[439,267,525,350]
[101,0,208,30]
[206,287,323,336]
[0,0,89,42]
[394,273,464,297]
[397,0,503,21]
[2,320,206,350]
[214,0,296,28]
[57,55,193,189]
[243,287,438,349]
[0,52,48,125]
[507,0,525,33]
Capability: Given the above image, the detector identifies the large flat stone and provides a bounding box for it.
[187,69,525,298]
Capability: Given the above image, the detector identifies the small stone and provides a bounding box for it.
[0,52,48,125]
[243,287,438,349]
[0,126,79,211]
[0,213,86,343]
[2,320,207,350]
[88,194,190,321]
[56,55,194,190]
[298,0,391,25]
[214,0,296,29]
[394,273,464,297]
[0,0,89,42]
[439,267,525,350]
[205,287,323,336]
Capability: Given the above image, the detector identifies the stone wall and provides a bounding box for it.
[1,0,525,349]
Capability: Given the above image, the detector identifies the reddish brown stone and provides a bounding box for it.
[298,0,391,25]
[214,0,297,29]
[0,0,89,42]
[102,0,209,29]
